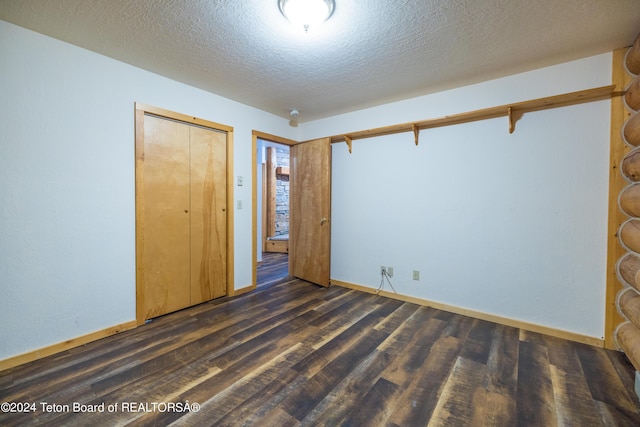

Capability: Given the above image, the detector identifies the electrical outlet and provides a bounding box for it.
[387,266,394,277]
[413,270,420,281]
[380,266,386,275]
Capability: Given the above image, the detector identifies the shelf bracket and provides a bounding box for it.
[344,135,353,153]
[412,124,420,146]
[508,107,515,134]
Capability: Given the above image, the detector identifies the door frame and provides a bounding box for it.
[135,103,235,325]
[251,131,299,291]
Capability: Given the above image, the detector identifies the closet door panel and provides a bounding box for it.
[190,126,228,304]
[141,115,191,318]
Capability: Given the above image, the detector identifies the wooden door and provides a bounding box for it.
[289,138,332,287]
[190,125,227,304]
[139,114,192,319]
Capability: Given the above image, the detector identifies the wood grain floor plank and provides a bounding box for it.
[256,252,289,287]
[306,287,362,317]
[519,329,550,346]
[516,340,558,426]
[308,291,378,328]
[593,400,639,427]
[174,344,310,426]
[337,376,399,426]
[376,310,461,425]
[538,335,603,425]
[301,350,391,425]
[378,316,448,389]
[388,335,464,426]
[211,367,303,427]
[306,294,382,350]
[606,346,640,399]
[549,364,603,426]
[198,366,310,427]
[460,318,497,364]
[427,356,488,426]
[303,306,424,425]
[376,305,437,355]
[576,343,640,425]
[374,301,422,334]
[477,324,519,426]
[283,328,389,421]
[292,298,401,377]
[281,301,403,420]
[248,406,300,427]
[439,310,476,340]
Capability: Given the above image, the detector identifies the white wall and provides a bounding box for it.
[0,20,295,361]
[301,54,612,339]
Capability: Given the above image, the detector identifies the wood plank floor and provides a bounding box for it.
[1,256,639,426]
[256,252,289,287]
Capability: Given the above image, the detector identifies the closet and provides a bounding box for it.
[135,104,232,323]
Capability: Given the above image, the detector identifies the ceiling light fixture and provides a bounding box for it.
[278,0,335,32]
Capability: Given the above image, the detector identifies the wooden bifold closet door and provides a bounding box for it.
[136,110,228,323]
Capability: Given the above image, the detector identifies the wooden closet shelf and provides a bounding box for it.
[321,85,618,146]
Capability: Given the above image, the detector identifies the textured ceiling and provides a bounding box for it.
[1,0,639,122]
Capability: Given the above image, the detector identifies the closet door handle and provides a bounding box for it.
[320,217,330,225]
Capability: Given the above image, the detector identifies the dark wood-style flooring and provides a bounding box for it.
[256,252,289,288]
[1,253,639,426]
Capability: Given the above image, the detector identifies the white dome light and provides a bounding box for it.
[278,0,335,32]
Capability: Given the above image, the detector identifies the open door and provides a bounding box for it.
[289,137,332,287]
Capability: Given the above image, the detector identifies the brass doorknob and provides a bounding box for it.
[321,217,330,225]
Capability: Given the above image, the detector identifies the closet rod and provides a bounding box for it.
[310,85,618,146]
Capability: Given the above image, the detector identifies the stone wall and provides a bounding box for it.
[275,146,289,236]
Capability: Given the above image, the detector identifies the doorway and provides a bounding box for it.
[257,138,291,285]
[252,132,297,288]
[251,131,332,289]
